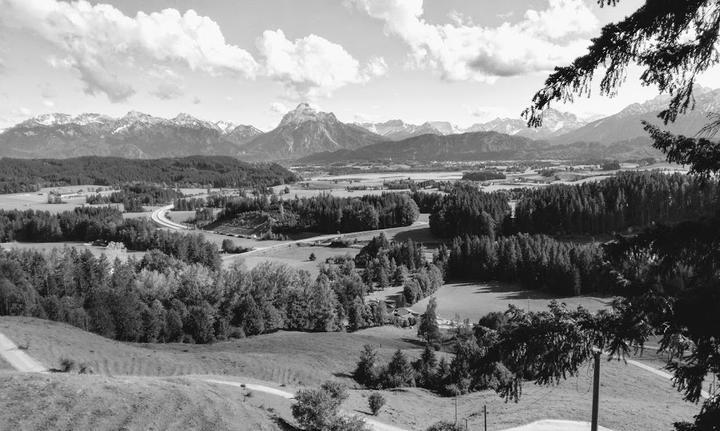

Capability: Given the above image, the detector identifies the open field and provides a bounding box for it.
[0,317,419,386]
[237,244,359,275]
[0,372,281,431]
[0,185,117,213]
[410,282,611,322]
[0,241,145,261]
[342,359,698,431]
[0,316,701,431]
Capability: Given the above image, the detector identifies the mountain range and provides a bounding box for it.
[0,112,262,159]
[1,87,718,162]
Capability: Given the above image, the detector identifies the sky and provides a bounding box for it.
[1,0,719,131]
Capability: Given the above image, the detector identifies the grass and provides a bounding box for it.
[343,358,698,431]
[0,317,419,386]
[0,316,702,431]
[409,282,611,322]
[0,372,281,431]
[237,244,360,275]
[0,241,145,261]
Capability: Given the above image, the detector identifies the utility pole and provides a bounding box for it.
[591,350,601,431]
[454,396,458,426]
[483,405,487,431]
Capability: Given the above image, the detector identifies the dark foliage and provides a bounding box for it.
[0,156,298,193]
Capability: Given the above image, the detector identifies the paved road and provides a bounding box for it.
[0,332,47,373]
[150,204,190,230]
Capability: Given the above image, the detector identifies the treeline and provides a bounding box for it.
[429,185,509,238]
[0,248,344,343]
[437,234,610,295]
[218,193,420,234]
[0,156,299,194]
[0,240,440,343]
[462,171,506,181]
[511,171,720,235]
[87,183,183,212]
[0,207,220,269]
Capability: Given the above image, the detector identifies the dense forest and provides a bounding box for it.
[438,234,610,295]
[429,185,509,238]
[0,156,299,193]
[86,183,184,212]
[0,207,220,269]
[511,172,719,235]
[0,232,443,342]
[217,192,420,234]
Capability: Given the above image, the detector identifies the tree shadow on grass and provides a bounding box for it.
[272,415,300,431]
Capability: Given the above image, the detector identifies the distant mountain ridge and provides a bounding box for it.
[549,86,720,145]
[0,112,262,159]
[239,103,384,160]
[1,87,719,161]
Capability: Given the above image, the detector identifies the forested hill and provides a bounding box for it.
[0,156,299,193]
[299,131,663,163]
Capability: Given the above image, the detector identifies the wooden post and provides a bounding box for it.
[483,405,487,431]
[591,350,601,431]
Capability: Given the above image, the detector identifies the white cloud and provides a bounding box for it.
[349,0,598,82]
[258,29,387,98]
[42,99,55,107]
[270,102,289,114]
[1,0,259,102]
[2,0,382,101]
[151,83,184,100]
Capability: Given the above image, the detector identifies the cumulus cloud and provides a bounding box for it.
[1,0,258,101]
[258,29,387,98]
[2,0,383,101]
[270,102,289,114]
[348,0,598,82]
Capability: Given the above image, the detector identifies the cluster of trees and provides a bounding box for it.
[461,171,506,181]
[0,207,220,269]
[86,183,183,212]
[512,172,720,236]
[218,193,420,235]
[173,197,207,211]
[0,156,298,194]
[438,234,610,295]
[354,234,443,305]
[0,247,358,343]
[429,185,510,238]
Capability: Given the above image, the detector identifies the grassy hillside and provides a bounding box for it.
[0,372,280,431]
[0,317,419,386]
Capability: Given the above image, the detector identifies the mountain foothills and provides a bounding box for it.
[1,87,718,162]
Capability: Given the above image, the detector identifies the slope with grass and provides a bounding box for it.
[0,372,281,431]
[0,317,419,386]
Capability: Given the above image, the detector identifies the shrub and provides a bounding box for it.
[368,392,385,416]
[309,252,317,261]
[426,421,463,431]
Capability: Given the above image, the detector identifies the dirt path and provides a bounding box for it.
[198,377,407,431]
[0,333,47,373]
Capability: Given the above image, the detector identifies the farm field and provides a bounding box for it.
[0,185,116,213]
[409,282,611,322]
